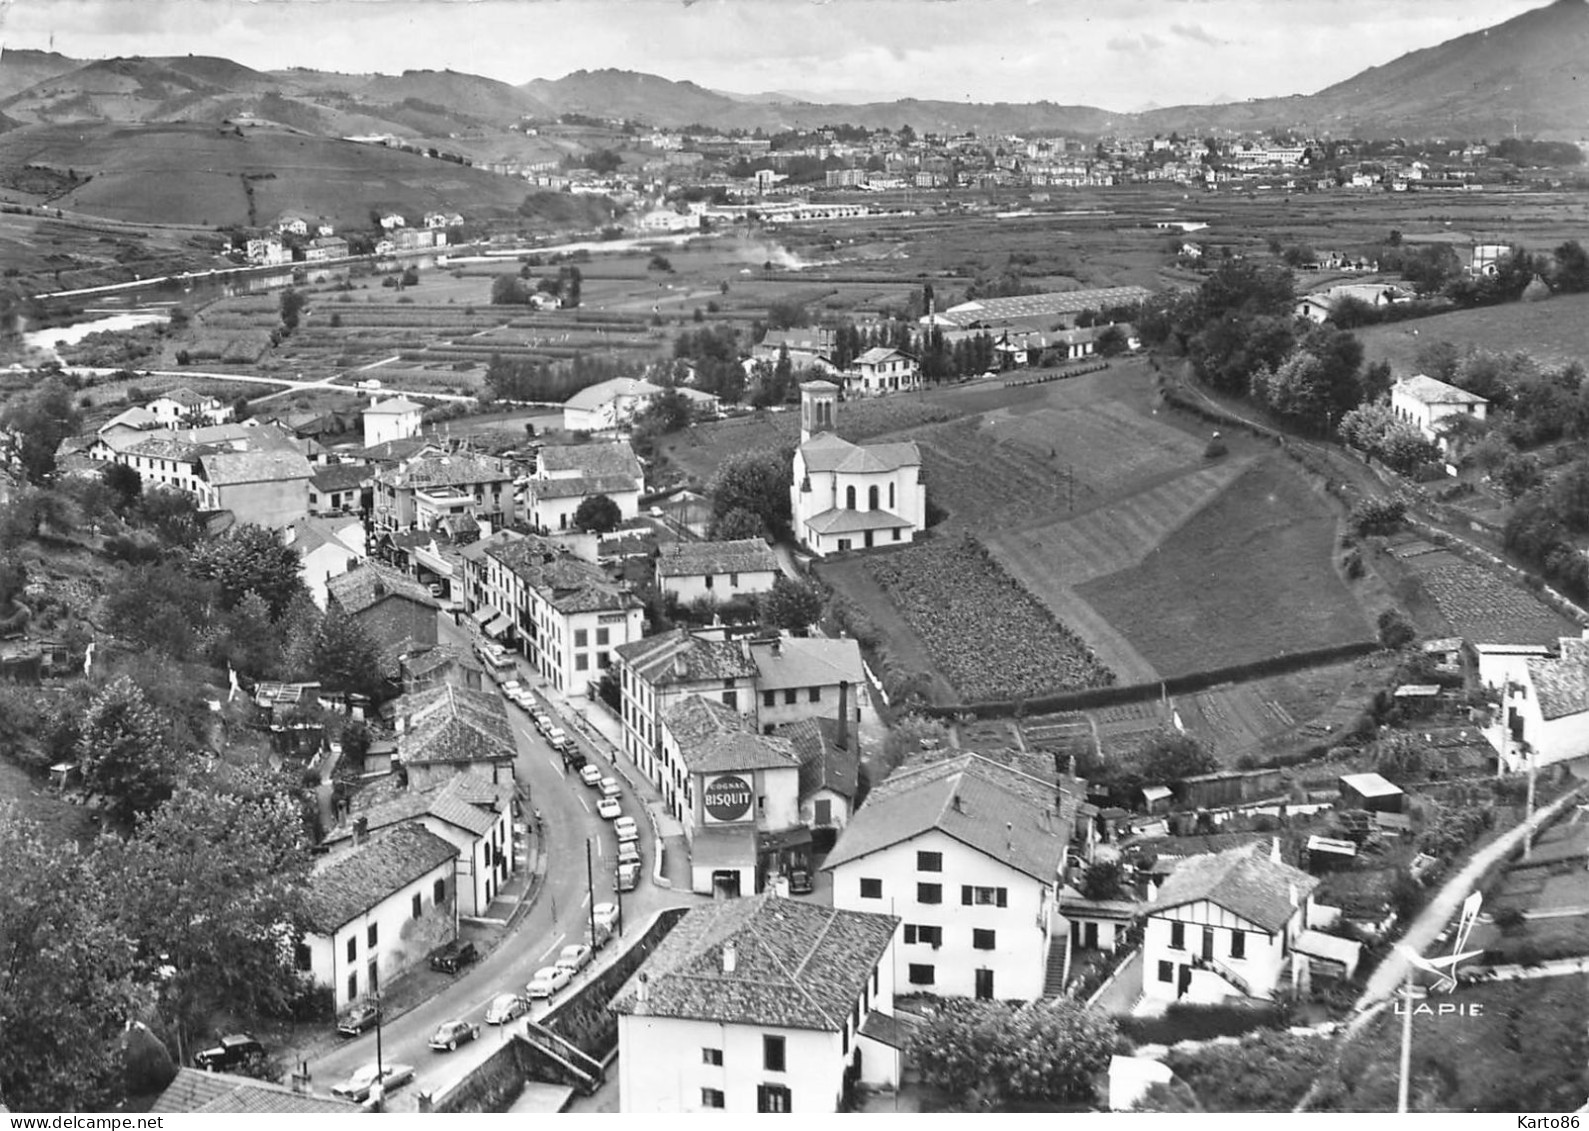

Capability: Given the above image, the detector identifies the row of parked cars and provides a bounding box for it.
[479,901,621,1030]
[577,762,642,890]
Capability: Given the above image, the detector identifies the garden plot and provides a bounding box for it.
[1402,549,1576,644]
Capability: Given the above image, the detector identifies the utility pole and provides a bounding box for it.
[1396,968,1423,1113]
[586,838,598,947]
[1524,742,1537,861]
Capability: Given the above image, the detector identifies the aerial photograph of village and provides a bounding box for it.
[6,0,1589,1116]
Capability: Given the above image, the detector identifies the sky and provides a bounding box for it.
[0,0,1554,111]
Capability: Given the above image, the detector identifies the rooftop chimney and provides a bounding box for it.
[637,972,650,1011]
[1007,820,1014,855]
[722,941,737,974]
[836,679,850,754]
[1271,836,1281,864]
[951,794,963,814]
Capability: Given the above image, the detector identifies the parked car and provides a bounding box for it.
[596,796,621,820]
[547,726,569,750]
[789,867,814,895]
[579,764,603,788]
[429,1020,480,1052]
[613,816,639,843]
[617,841,641,868]
[592,902,620,934]
[555,943,592,975]
[532,710,553,733]
[526,965,573,999]
[599,777,621,799]
[336,999,382,1037]
[485,993,528,1025]
[329,1062,414,1103]
[427,583,444,598]
[192,1033,265,1073]
[499,679,522,696]
[562,747,587,772]
[616,860,641,892]
[428,939,479,974]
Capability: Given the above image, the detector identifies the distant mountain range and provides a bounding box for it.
[1,1,1586,139]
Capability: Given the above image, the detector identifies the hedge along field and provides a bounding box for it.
[860,534,1116,702]
[1075,454,1375,678]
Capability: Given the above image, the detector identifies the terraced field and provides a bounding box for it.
[1398,545,1577,644]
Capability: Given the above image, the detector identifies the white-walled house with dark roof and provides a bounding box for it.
[1483,633,1589,773]
[611,894,903,1113]
[824,753,1070,1002]
[655,538,779,605]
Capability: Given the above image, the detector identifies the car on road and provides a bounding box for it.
[596,796,622,820]
[599,777,621,799]
[547,726,569,750]
[429,1020,481,1052]
[616,860,641,892]
[527,965,573,999]
[592,902,620,934]
[555,943,592,975]
[329,1062,414,1103]
[613,816,639,843]
[617,841,641,868]
[532,710,553,733]
[192,1033,265,1073]
[499,679,522,696]
[789,867,814,895]
[579,764,603,787]
[336,999,382,1037]
[485,993,528,1025]
[428,939,479,974]
[562,746,587,772]
[507,688,534,710]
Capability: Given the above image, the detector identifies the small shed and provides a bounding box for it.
[1293,929,1363,982]
[1140,785,1173,815]
[1421,637,1464,675]
[1305,835,1359,874]
[1339,771,1406,813]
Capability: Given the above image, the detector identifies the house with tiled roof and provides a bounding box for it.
[196,447,313,527]
[845,346,920,397]
[393,682,516,790]
[656,537,779,605]
[748,634,868,730]
[477,532,644,696]
[528,440,644,533]
[322,770,514,917]
[790,382,926,556]
[774,692,862,847]
[283,514,366,608]
[399,642,485,695]
[611,893,903,1112]
[1485,631,1589,773]
[146,387,233,427]
[151,1067,359,1114]
[373,453,514,534]
[561,376,665,433]
[326,562,438,678]
[1143,841,1320,1004]
[308,461,370,516]
[1390,373,1489,458]
[97,404,162,439]
[660,694,805,896]
[613,627,760,783]
[302,823,460,1010]
[362,397,424,448]
[824,752,1071,1001]
[752,327,840,375]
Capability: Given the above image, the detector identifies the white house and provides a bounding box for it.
[561,377,664,434]
[1483,633,1589,773]
[611,894,903,1113]
[824,753,1070,1002]
[790,382,926,556]
[660,694,803,896]
[283,514,366,608]
[656,538,779,605]
[1142,842,1320,1003]
[146,388,233,427]
[1470,243,1513,276]
[775,704,862,847]
[392,682,518,791]
[307,462,370,516]
[846,347,921,397]
[750,635,868,732]
[300,824,460,1011]
[1389,374,1488,456]
[321,771,514,919]
[362,397,425,448]
[528,441,644,534]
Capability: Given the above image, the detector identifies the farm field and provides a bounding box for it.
[845,535,1116,703]
[1358,290,1589,372]
[814,551,959,706]
[1387,539,1577,644]
[1075,455,1375,678]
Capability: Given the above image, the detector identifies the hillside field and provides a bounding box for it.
[1358,290,1589,372]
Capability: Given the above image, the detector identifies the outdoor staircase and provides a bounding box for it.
[1043,931,1072,998]
[521,1020,604,1095]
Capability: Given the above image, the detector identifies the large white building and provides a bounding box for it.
[612,894,903,1113]
[528,441,644,534]
[790,382,926,555]
[1389,374,1488,457]
[561,377,664,433]
[824,754,1069,1002]
[362,397,425,448]
[1482,633,1589,773]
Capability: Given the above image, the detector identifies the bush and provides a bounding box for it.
[1204,433,1228,459]
[1349,497,1406,537]
[1377,608,1416,649]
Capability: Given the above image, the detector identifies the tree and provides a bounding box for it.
[910,997,1117,1108]
[562,265,582,309]
[1377,608,1416,649]
[1494,452,1543,499]
[0,808,145,1112]
[1553,240,1589,293]
[309,607,384,700]
[573,493,622,534]
[1093,324,1128,357]
[708,449,793,539]
[0,377,82,483]
[104,562,216,658]
[632,387,693,435]
[101,462,142,509]
[279,287,305,333]
[1374,729,1429,785]
[709,506,767,541]
[759,574,823,633]
[186,523,306,617]
[1137,727,1216,783]
[96,780,312,1062]
[1080,859,1130,901]
[877,714,949,781]
[491,273,530,305]
[1250,352,1328,426]
[77,676,181,830]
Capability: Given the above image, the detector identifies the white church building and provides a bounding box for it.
[790,381,926,555]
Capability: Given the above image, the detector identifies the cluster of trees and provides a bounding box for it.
[492,263,581,308]
[706,448,793,541]
[673,322,747,403]
[1336,401,1441,474]
[483,349,635,405]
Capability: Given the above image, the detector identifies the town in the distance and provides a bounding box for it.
[8,0,1589,1117]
